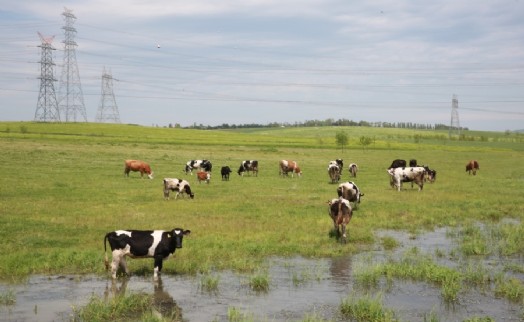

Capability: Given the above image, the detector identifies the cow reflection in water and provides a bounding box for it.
[329,256,353,286]
[105,277,182,320]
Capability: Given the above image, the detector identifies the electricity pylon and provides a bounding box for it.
[449,94,460,138]
[95,68,121,123]
[58,7,87,122]
[34,32,60,122]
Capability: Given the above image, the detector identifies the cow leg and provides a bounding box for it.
[111,251,123,279]
[153,257,164,280]
[120,256,130,276]
[341,224,347,244]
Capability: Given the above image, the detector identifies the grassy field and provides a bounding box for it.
[0,121,522,281]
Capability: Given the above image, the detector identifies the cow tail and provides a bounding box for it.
[103,233,109,270]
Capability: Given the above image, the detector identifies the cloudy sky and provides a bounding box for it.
[1,1,523,131]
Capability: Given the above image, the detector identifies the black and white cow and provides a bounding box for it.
[387,167,426,191]
[348,163,358,177]
[221,166,232,181]
[337,181,364,209]
[104,228,190,280]
[328,159,344,174]
[238,160,259,176]
[184,160,212,175]
[328,164,341,183]
[163,178,194,199]
[328,197,353,243]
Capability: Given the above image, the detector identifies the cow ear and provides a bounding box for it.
[184,230,191,235]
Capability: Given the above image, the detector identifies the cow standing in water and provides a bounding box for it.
[279,160,302,177]
[124,160,153,179]
[466,160,480,175]
[104,228,190,280]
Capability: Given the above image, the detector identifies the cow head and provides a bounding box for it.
[185,184,195,199]
[171,229,191,248]
[148,172,154,179]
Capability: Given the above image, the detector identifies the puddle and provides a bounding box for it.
[1,228,522,321]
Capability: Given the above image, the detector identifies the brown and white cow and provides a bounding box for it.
[279,160,302,177]
[337,181,364,209]
[124,160,153,179]
[163,178,194,199]
[104,228,190,280]
[466,160,480,175]
[387,167,426,191]
[196,171,211,184]
[328,197,353,243]
[328,164,341,183]
[348,163,358,177]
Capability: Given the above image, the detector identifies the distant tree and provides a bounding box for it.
[335,131,349,151]
[359,136,373,150]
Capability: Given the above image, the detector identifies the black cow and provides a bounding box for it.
[104,228,191,280]
[221,166,232,181]
[238,160,259,176]
[388,159,407,169]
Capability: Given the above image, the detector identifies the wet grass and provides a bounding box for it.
[72,292,159,322]
[340,293,397,322]
[0,289,16,305]
[246,271,270,292]
[199,274,220,294]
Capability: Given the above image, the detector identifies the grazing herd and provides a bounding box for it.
[110,156,479,278]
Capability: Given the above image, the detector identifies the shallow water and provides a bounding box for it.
[1,228,522,321]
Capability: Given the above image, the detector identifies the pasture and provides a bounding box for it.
[0,121,522,283]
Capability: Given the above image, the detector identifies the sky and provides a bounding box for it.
[0,1,523,131]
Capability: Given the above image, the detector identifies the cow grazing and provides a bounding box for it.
[387,167,426,191]
[328,197,353,243]
[388,159,407,169]
[104,228,190,280]
[423,165,437,183]
[184,160,212,175]
[221,166,232,181]
[328,159,344,174]
[163,178,194,199]
[466,160,480,175]
[124,160,153,179]
[348,163,358,177]
[337,181,364,209]
[197,171,210,184]
[328,164,341,183]
[238,160,259,177]
[279,160,302,177]
[409,159,417,167]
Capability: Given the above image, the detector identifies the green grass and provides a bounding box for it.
[0,121,523,281]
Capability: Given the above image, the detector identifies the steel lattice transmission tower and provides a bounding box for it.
[34,32,60,122]
[58,7,87,122]
[449,94,460,138]
[95,68,121,123]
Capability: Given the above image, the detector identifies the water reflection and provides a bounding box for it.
[104,277,182,321]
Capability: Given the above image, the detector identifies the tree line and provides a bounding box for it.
[168,118,468,131]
